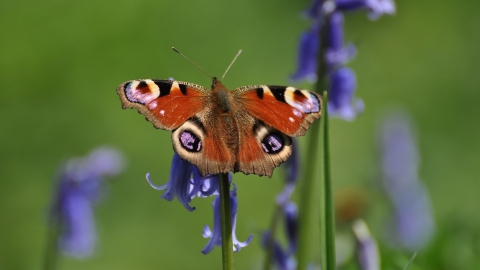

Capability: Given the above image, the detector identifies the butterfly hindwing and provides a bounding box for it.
[235,118,292,177]
[117,79,210,130]
[232,85,322,137]
[172,116,236,176]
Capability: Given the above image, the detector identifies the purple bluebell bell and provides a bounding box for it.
[378,111,435,251]
[305,0,396,21]
[146,153,222,211]
[290,23,320,83]
[262,202,299,270]
[325,12,356,68]
[49,147,125,258]
[328,67,364,120]
[202,184,253,254]
[336,0,396,20]
[352,219,380,270]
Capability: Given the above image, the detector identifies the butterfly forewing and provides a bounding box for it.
[232,85,322,137]
[117,79,210,130]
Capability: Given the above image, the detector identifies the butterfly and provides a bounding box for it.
[117,77,322,177]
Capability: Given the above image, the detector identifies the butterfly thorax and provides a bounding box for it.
[210,80,239,152]
[211,81,232,113]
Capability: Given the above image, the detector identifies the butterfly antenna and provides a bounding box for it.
[172,47,213,79]
[221,50,242,81]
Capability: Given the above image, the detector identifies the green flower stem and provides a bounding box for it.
[320,91,335,270]
[296,119,321,270]
[219,173,234,270]
[297,8,332,269]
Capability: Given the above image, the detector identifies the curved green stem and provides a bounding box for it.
[219,173,234,270]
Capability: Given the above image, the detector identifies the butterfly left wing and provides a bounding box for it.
[117,79,210,130]
[232,85,322,137]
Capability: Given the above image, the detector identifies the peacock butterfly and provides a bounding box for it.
[117,69,322,177]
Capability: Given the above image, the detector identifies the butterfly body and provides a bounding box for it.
[117,77,322,177]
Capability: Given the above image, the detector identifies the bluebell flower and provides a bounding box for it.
[49,147,125,258]
[326,12,356,68]
[328,67,364,121]
[335,0,396,20]
[146,153,222,211]
[202,184,253,254]
[262,202,298,270]
[352,219,380,270]
[378,111,435,250]
[290,23,320,83]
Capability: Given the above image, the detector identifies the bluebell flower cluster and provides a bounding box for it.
[49,146,125,258]
[261,141,301,269]
[262,202,298,270]
[378,111,435,251]
[292,0,395,120]
[147,153,252,253]
[202,184,253,254]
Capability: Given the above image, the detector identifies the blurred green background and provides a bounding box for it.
[1,0,479,269]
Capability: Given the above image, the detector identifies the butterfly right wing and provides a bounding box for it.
[117,79,210,130]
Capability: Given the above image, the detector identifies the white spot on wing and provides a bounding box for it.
[289,117,295,122]
[160,110,165,116]
[293,109,302,117]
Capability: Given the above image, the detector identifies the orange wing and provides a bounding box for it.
[232,85,322,137]
[117,79,210,130]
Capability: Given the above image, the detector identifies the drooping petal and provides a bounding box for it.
[202,184,252,254]
[291,23,320,83]
[326,12,357,68]
[335,0,396,20]
[146,153,196,211]
[328,67,364,121]
[366,0,396,20]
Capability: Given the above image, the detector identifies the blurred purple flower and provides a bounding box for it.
[147,153,222,211]
[148,154,252,254]
[326,12,356,68]
[49,146,125,258]
[291,23,320,83]
[306,0,395,21]
[335,0,396,20]
[378,111,435,250]
[352,219,380,270]
[328,67,364,120]
[202,184,253,254]
[262,202,298,270]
